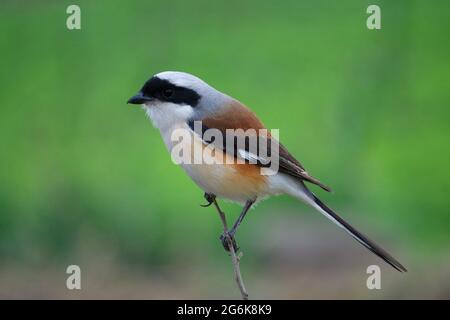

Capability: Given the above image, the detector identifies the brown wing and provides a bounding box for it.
[190,99,332,192]
[278,143,332,192]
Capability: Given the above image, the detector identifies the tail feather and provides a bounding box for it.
[303,187,407,272]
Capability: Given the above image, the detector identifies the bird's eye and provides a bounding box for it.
[162,88,174,98]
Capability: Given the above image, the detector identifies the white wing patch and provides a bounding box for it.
[238,149,258,163]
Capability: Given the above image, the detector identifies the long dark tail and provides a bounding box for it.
[303,186,407,272]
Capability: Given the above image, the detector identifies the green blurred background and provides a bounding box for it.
[0,0,449,299]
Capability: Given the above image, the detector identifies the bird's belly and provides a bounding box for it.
[182,162,267,203]
[173,128,268,203]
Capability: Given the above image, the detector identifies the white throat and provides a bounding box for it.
[143,101,194,131]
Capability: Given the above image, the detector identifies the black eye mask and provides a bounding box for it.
[141,76,201,107]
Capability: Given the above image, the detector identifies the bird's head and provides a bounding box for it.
[128,71,231,129]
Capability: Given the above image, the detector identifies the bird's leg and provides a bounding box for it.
[228,198,256,237]
[219,198,256,252]
[200,192,216,207]
[208,197,239,252]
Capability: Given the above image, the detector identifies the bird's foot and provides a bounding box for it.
[220,231,239,252]
[200,193,216,207]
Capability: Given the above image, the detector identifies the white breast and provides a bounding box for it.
[149,121,267,203]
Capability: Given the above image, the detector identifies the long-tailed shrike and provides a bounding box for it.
[128,71,406,272]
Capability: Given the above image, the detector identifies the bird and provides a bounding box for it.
[127,71,407,272]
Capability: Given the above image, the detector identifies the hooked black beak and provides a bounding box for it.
[127,92,154,105]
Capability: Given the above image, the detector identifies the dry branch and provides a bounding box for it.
[213,199,249,300]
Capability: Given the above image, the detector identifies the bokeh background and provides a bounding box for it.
[0,0,449,299]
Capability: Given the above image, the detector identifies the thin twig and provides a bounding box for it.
[213,199,249,300]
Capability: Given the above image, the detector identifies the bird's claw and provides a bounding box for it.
[201,193,216,207]
[220,231,239,252]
